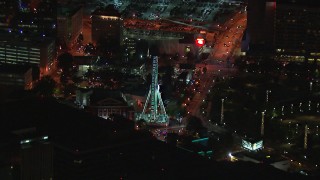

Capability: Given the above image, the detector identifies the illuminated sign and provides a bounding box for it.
[242,139,263,151]
[196,37,205,47]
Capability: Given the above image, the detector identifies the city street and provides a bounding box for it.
[185,11,247,128]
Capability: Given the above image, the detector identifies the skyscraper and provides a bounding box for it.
[0,0,57,37]
[247,0,275,52]
[91,5,122,44]
[247,0,320,61]
[275,0,320,61]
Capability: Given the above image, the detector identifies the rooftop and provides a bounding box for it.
[0,97,307,179]
[278,0,320,6]
[58,5,82,17]
[92,4,121,17]
[232,151,287,164]
[0,97,137,152]
[0,64,33,75]
[0,34,55,48]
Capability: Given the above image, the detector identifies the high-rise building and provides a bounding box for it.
[247,0,320,61]
[274,0,320,61]
[247,0,275,52]
[57,5,83,47]
[0,36,56,75]
[91,5,122,45]
[0,64,39,90]
[0,0,19,31]
[0,0,57,37]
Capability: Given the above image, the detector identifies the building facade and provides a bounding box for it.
[57,5,83,47]
[91,5,122,44]
[0,0,58,37]
[275,0,320,61]
[76,89,135,120]
[247,0,320,61]
[0,64,39,90]
[0,36,56,75]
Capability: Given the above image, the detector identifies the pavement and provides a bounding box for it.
[183,11,247,134]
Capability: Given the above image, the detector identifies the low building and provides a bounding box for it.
[76,89,134,120]
[120,63,146,77]
[73,56,96,77]
[230,151,291,172]
[90,90,134,120]
[75,88,93,107]
[242,138,263,151]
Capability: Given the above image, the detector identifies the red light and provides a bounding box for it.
[196,37,205,46]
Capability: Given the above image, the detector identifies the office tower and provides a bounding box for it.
[57,5,83,47]
[275,0,320,61]
[0,36,56,75]
[91,5,122,45]
[247,0,320,61]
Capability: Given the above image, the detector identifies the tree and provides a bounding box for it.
[33,75,56,97]
[57,52,73,73]
[77,33,84,44]
[202,66,207,74]
[186,116,207,137]
[83,43,96,55]
[136,119,147,130]
[186,51,194,63]
[110,114,135,130]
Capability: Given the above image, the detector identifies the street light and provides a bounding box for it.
[220,98,224,125]
[266,90,271,103]
[308,101,311,111]
[299,102,303,112]
[261,111,265,136]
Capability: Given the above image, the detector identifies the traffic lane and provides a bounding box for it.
[209,15,246,63]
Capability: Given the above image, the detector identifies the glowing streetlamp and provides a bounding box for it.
[261,111,265,136]
[220,98,224,125]
[299,102,303,112]
[308,101,311,111]
[304,124,308,150]
[266,90,271,103]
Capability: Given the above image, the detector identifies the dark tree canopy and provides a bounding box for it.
[57,52,73,72]
[33,75,56,97]
[83,43,96,55]
[77,33,84,43]
[186,116,207,136]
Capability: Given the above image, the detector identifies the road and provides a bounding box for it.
[151,125,186,142]
[185,11,247,131]
[209,11,247,65]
